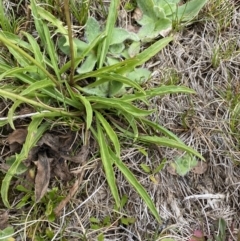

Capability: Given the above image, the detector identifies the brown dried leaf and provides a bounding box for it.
[63,145,89,164]
[191,161,208,174]
[0,211,8,230]
[38,133,59,152]
[52,160,71,181]
[7,129,27,145]
[34,152,51,202]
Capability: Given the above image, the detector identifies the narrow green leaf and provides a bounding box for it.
[1,119,49,207]
[110,150,161,223]
[140,118,183,143]
[7,100,22,130]
[20,79,54,96]
[96,121,120,208]
[42,23,61,81]
[33,4,67,35]
[21,31,46,78]
[120,85,195,102]
[88,96,153,117]
[77,95,93,130]
[95,111,120,157]
[138,135,205,160]
[98,0,120,68]
[86,73,145,94]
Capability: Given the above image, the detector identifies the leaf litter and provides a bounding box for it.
[3,129,89,204]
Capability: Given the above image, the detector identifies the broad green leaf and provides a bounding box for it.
[110,150,161,223]
[176,0,208,22]
[60,32,106,74]
[110,28,139,45]
[77,52,97,74]
[128,41,140,57]
[96,121,120,208]
[173,154,198,176]
[137,0,157,20]
[85,17,101,43]
[109,43,125,54]
[138,135,205,160]
[0,226,14,240]
[88,96,153,117]
[95,111,120,157]
[127,68,151,84]
[1,118,49,207]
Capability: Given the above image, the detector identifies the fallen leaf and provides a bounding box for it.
[38,133,59,152]
[191,161,208,174]
[34,152,51,202]
[7,129,28,152]
[0,211,8,230]
[65,145,89,164]
[52,159,71,181]
[7,129,27,145]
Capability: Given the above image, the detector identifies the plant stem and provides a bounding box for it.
[64,0,75,86]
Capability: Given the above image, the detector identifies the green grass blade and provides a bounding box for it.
[120,85,195,102]
[98,0,120,68]
[96,120,120,208]
[0,34,59,87]
[30,0,46,45]
[110,150,161,223]
[77,95,93,130]
[21,31,46,78]
[20,79,55,96]
[73,58,137,82]
[139,118,183,143]
[0,89,81,117]
[33,4,67,35]
[138,135,205,160]
[7,100,22,130]
[88,96,153,117]
[1,119,49,207]
[95,111,120,157]
[42,23,61,81]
